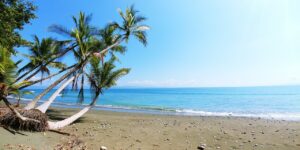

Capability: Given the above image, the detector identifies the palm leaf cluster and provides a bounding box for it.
[18,36,66,81]
[86,56,130,105]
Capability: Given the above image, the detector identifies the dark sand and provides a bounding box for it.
[1,108,300,150]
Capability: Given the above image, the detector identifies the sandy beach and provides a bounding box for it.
[0,108,299,150]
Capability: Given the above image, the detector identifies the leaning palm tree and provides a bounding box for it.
[31,25,122,113]
[46,56,129,129]
[24,12,99,110]
[26,6,149,110]
[16,36,66,82]
[1,6,149,132]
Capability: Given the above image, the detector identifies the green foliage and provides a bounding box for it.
[86,56,130,105]
[0,4,150,130]
[112,5,150,46]
[49,12,101,62]
[0,46,16,85]
[0,46,29,98]
[0,0,36,51]
[99,24,126,54]
[48,7,149,105]
[18,36,66,79]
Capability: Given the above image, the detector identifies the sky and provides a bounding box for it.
[17,0,300,88]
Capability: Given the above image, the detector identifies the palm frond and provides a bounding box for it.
[17,62,35,73]
[48,61,67,69]
[48,24,73,37]
[133,31,148,46]
[104,68,130,89]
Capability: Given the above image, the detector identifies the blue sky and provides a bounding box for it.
[17,0,300,87]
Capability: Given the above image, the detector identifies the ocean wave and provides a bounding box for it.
[7,96,300,121]
[175,109,300,121]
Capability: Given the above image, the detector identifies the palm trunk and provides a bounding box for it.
[36,75,77,113]
[89,40,123,60]
[15,45,74,84]
[47,105,92,129]
[24,41,120,110]
[24,65,79,110]
[0,96,40,123]
[15,66,39,83]
[47,95,99,130]
[19,64,76,90]
[99,40,122,55]
[24,67,40,81]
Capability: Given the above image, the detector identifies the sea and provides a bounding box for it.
[16,86,300,121]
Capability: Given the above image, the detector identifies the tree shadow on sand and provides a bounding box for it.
[46,109,86,124]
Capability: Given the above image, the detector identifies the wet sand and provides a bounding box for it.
[1,108,300,150]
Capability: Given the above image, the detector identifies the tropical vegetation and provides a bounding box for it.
[0,0,149,132]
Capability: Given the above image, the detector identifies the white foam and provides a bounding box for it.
[175,109,300,121]
[8,96,300,121]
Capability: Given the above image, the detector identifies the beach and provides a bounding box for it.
[2,0,300,149]
[1,108,300,150]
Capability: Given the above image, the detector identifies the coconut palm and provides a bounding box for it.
[16,36,66,82]
[1,6,149,132]
[24,12,100,110]
[95,5,149,57]
[31,25,123,113]
[46,56,129,129]
[26,6,149,110]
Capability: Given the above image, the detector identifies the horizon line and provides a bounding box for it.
[26,84,300,89]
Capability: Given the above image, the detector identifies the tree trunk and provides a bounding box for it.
[23,65,79,110]
[47,105,92,129]
[0,96,40,123]
[99,40,122,55]
[19,64,76,90]
[24,67,40,81]
[24,41,121,110]
[15,67,39,83]
[47,94,99,130]
[36,75,77,113]
[15,45,74,84]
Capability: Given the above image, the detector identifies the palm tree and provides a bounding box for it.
[26,6,149,110]
[94,5,149,57]
[1,6,149,132]
[0,46,39,123]
[46,56,130,129]
[16,36,66,82]
[24,12,98,110]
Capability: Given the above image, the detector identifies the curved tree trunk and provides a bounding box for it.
[24,41,121,110]
[0,96,40,123]
[24,67,40,81]
[15,45,74,84]
[15,66,39,83]
[24,65,79,110]
[47,105,92,129]
[19,64,76,90]
[36,75,77,113]
[47,94,99,129]
[99,40,122,55]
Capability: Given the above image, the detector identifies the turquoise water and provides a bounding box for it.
[20,86,300,120]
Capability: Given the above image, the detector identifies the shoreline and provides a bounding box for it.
[1,107,300,149]
[10,97,300,121]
